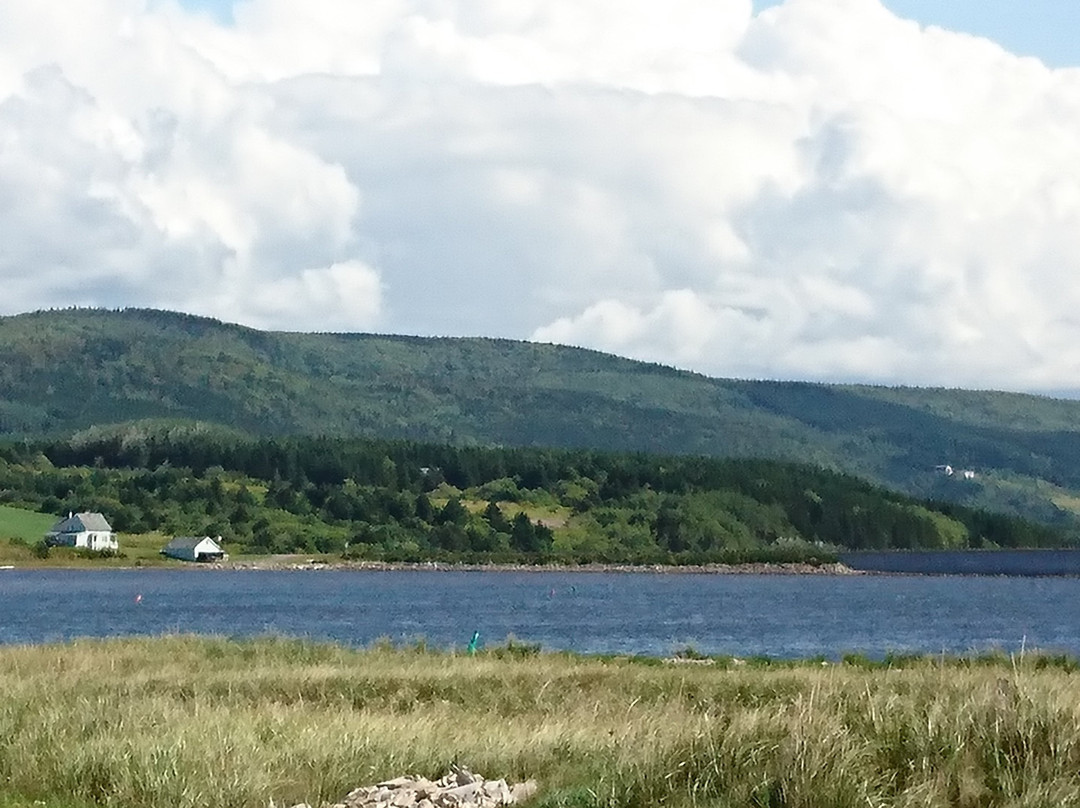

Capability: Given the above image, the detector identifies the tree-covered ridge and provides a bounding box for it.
[0,429,1062,564]
[4,307,1080,530]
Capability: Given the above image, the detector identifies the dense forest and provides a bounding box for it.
[3,308,1080,533]
[0,424,1064,564]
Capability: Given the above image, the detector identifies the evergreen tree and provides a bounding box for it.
[483,501,512,534]
[415,493,434,523]
[510,512,541,553]
[437,496,468,526]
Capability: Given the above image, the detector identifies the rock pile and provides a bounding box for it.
[307,767,538,808]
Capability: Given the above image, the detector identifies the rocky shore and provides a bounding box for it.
[219,557,861,575]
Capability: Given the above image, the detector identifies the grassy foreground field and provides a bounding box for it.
[3,638,1080,808]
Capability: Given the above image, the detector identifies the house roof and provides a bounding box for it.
[163,536,222,552]
[48,512,113,534]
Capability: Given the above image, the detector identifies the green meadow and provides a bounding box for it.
[0,504,55,543]
[2,636,1080,808]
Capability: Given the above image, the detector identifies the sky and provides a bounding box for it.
[2,0,1079,393]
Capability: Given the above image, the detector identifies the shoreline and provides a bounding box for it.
[10,558,1079,577]
[0,557,861,574]
[214,558,863,575]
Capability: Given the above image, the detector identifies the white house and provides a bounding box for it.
[45,512,118,551]
[161,536,227,563]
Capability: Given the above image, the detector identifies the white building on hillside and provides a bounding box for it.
[45,512,118,551]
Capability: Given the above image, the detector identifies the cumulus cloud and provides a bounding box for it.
[238,259,383,332]
[1,0,1079,390]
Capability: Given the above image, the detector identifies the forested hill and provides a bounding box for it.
[4,307,1080,529]
[0,434,1063,559]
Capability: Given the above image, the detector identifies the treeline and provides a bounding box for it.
[0,426,1066,563]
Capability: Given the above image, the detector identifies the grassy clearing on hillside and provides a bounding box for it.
[0,504,54,542]
[2,637,1080,808]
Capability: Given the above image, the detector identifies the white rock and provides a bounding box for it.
[412,780,438,798]
[510,781,538,803]
[451,766,479,785]
[331,770,537,808]
[443,784,482,801]
[482,780,512,805]
[379,777,416,789]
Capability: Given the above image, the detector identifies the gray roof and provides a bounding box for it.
[48,512,113,533]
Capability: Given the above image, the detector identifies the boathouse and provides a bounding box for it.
[161,536,228,562]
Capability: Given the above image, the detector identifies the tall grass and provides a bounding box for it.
[2,637,1080,808]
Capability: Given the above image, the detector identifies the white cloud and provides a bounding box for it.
[1,0,1080,389]
[235,259,383,331]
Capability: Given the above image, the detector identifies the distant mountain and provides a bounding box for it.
[4,307,1080,529]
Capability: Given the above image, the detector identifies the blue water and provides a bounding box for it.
[840,549,1080,575]
[2,569,1079,659]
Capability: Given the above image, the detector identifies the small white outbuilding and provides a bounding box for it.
[161,536,227,562]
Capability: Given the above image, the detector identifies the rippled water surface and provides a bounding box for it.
[3,569,1079,658]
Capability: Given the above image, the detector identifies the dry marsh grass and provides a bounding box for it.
[2,637,1080,808]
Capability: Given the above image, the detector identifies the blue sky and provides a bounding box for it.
[178,0,1080,68]
[762,0,1080,68]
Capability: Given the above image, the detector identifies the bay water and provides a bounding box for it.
[3,568,1079,659]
